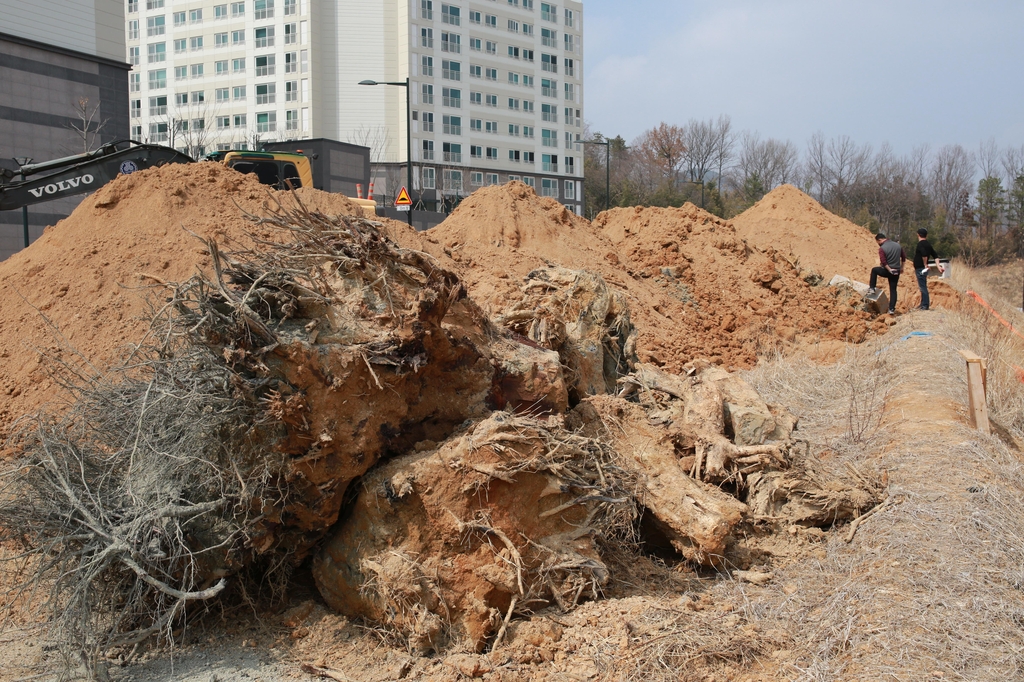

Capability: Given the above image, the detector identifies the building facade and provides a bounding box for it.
[0,0,129,259]
[125,0,583,213]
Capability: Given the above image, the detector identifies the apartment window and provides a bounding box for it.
[508,174,521,182]
[469,10,480,24]
[300,49,308,72]
[128,0,139,13]
[190,8,203,23]
[469,37,481,51]
[470,171,483,185]
[129,46,140,65]
[256,111,276,132]
[256,83,276,104]
[129,72,141,92]
[442,87,461,107]
[422,166,436,189]
[522,75,534,87]
[146,15,165,36]
[285,23,297,44]
[422,112,434,132]
[232,30,245,45]
[233,85,246,100]
[523,49,534,62]
[422,140,435,160]
[508,97,519,110]
[173,11,185,26]
[192,119,206,134]
[233,58,245,73]
[284,0,296,15]
[508,123,520,136]
[131,124,143,141]
[485,94,497,107]
[190,36,203,51]
[485,14,496,27]
[468,118,480,132]
[217,115,230,129]
[215,4,228,19]
[286,109,299,130]
[216,87,229,102]
[541,53,557,73]
[147,42,165,62]
[285,80,298,101]
[563,106,575,125]
[508,46,519,59]
[441,4,460,26]
[233,114,247,129]
[542,154,557,172]
[486,147,498,160]
[146,0,163,8]
[541,27,556,47]
[509,149,520,161]
[442,60,461,80]
[421,0,433,20]
[565,131,574,149]
[443,114,462,135]
[231,1,245,17]
[565,156,575,174]
[442,142,462,162]
[149,122,168,142]
[540,2,556,22]
[190,64,204,78]
[524,151,534,163]
[175,92,188,106]
[174,65,187,80]
[487,173,499,185]
[469,91,481,104]
[564,33,574,52]
[470,145,482,158]
[541,129,557,147]
[507,19,519,32]
[523,175,535,186]
[173,38,186,53]
[443,169,463,191]
[441,32,460,53]
[523,23,533,36]
[508,72,520,85]
[149,68,167,88]
[485,67,497,81]
[541,78,557,97]
[421,83,434,104]
[485,120,498,134]
[486,40,496,54]
[255,55,275,76]
[285,52,298,73]
[421,28,433,48]
[191,90,205,103]
[128,20,139,40]
[468,64,480,78]
[564,58,574,77]
[148,95,167,115]
[564,82,574,101]
[254,0,274,20]
[541,103,557,122]
[541,178,558,196]
[523,100,534,113]
[131,99,141,117]
[215,32,229,47]
[508,0,519,5]
[255,27,274,48]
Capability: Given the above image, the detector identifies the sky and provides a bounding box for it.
[582,0,1024,156]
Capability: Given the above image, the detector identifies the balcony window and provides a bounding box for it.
[215,4,228,19]
[564,8,574,27]
[146,0,163,8]
[217,115,230,129]
[130,99,141,117]
[564,58,574,77]
[231,1,244,17]
[485,94,497,107]
[255,27,275,48]
[470,118,481,131]
[146,15,165,36]
[540,2,556,22]
[128,20,139,40]
[256,83,276,104]
[421,0,433,20]
[284,0,296,16]
[285,23,297,44]
[441,32,460,53]
[442,142,462,163]
[485,67,496,81]
[541,27,556,47]
[286,109,299,130]
[422,112,434,132]
[233,85,246,100]
[441,4,460,26]
[564,82,574,101]
[421,83,434,104]
[216,87,229,102]
[190,8,202,23]
[129,46,140,65]
[486,147,498,160]
[129,73,141,92]
[190,36,203,51]
[128,0,139,12]
[215,32,229,47]
[541,103,557,122]
[147,42,165,62]
[232,30,245,45]
[173,38,186,53]
[540,177,558,196]
[421,28,433,48]
[564,34,574,52]
[174,65,187,80]
[422,56,434,76]
[541,53,557,73]
[233,58,245,73]
[422,140,435,161]
[541,78,557,97]
[486,41,496,54]
[443,115,461,135]
[256,112,276,132]
[149,122,168,142]
[442,60,461,81]
[254,0,274,20]
[190,64,203,78]
[234,114,247,128]
[485,121,498,134]
[173,11,185,26]
[285,52,298,73]
[442,87,461,108]
[148,68,167,88]
[422,166,435,189]
[148,95,167,116]
[286,80,298,101]
[255,55,276,76]
[443,169,463,191]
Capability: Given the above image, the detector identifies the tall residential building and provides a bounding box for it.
[125,0,583,213]
[0,0,129,259]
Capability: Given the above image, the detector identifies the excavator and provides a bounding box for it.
[0,140,375,214]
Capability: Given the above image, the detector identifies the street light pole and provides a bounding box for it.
[581,139,610,214]
[358,78,413,227]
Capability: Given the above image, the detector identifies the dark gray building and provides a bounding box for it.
[0,0,129,260]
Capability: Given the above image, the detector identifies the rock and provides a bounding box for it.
[444,654,493,677]
[734,569,774,585]
[699,365,777,446]
[828,274,870,297]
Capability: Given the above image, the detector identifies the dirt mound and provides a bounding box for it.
[732,184,880,283]
[0,162,366,441]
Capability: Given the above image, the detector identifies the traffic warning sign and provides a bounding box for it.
[395,186,412,210]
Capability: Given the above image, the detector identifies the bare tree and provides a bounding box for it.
[712,115,735,190]
[347,125,393,189]
[632,123,687,192]
[173,99,218,159]
[930,144,975,227]
[683,118,717,182]
[977,137,1001,179]
[66,97,109,153]
[825,135,871,209]
[1001,145,1024,185]
[738,133,799,199]
[805,132,829,204]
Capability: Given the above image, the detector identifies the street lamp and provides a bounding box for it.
[581,139,610,214]
[13,157,33,248]
[358,78,413,227]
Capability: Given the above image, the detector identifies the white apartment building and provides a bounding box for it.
[125,0,583,213]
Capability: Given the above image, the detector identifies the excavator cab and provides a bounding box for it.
[221,151,313,190]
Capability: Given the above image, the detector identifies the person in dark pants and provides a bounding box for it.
[868,233,906,314]
[912,227,944,310]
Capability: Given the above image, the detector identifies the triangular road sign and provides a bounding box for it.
[395,186,412,206]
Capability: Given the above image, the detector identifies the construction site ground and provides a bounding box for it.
[6,307,1022,682]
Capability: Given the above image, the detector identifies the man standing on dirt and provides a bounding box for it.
[868,233,906,314]
[913,228,944,310]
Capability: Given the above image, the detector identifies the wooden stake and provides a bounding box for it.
[959,350,990,435]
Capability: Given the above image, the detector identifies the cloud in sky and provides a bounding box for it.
[583,0,1024,153]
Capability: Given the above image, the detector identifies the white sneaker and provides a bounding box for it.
[867,288,878,295]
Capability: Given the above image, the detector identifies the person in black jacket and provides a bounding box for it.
[868,233,906,314]
[913,228,944,310]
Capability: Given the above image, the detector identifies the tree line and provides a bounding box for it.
[582,117,1024,265]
